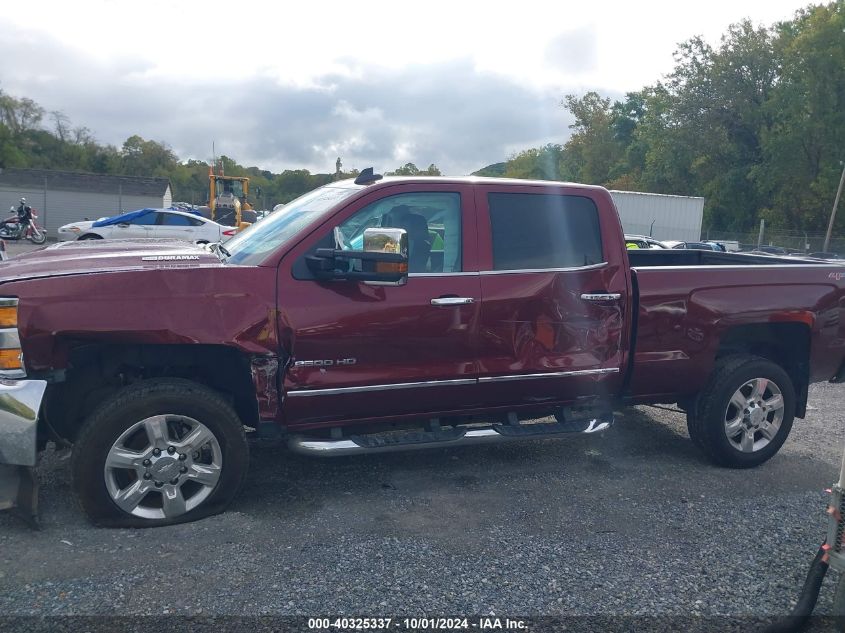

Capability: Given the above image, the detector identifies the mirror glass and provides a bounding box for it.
[362,227,408,277]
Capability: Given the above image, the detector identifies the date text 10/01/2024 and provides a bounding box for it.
[307,618,529,630]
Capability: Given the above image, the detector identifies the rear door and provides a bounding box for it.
[474,183,630,408]
[156,212,202,241]
[277,183,482,428]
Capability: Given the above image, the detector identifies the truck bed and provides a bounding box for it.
[627,253,845,405]
[627,249,832,267]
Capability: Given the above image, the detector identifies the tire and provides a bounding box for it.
[78,234,103,240]
[687,354,795,468]
[28,228,47,244]
[71,378,249,527]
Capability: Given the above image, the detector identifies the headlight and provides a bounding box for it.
[0,298,23,378]
[62,226,81,233]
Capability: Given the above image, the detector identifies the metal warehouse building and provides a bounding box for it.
[610,190,705,242]
[0,168,172,238]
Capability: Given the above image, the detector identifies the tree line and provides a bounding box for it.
[477,1,845,234]
[0,92,442,209]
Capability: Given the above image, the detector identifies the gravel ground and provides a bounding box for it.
[1,383,845,627]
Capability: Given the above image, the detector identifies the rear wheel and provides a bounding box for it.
[687,354,795,468]
[71,378,249,527]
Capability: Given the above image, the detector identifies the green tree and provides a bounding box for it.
[758,2,845,231]
[120,135,178,177]
[559,92,624,185]
[503,145,564,180]
[386,162,442,176]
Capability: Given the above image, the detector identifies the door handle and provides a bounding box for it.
[431,297,475,306]
[580,293,621,301]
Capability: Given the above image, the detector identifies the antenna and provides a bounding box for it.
[354,167,383,185]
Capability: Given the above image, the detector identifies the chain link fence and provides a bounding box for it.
[702,228,845,255]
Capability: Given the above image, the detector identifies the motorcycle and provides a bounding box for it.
[0,206,47,244]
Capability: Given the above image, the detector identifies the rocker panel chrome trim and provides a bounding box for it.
[287,378,477,397]
[478,367,620,383]
[287,368,619,396]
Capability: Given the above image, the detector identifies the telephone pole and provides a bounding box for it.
[823,161,845,253]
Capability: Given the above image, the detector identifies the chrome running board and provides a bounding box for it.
[288,414,613,457]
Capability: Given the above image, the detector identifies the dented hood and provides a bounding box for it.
[0,239,223,283]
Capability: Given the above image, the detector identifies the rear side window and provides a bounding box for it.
[159,213,197,226]
[487,193,602,270]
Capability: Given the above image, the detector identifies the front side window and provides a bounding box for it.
[129,212,157,226]
[488,193,602,271]
[336,192,462,274]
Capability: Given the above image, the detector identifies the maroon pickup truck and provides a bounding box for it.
[2,170,845,527]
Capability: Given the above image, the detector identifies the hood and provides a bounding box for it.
[0,238,224,284]
[59,220,95,231]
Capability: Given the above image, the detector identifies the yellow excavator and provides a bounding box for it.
[201,168,256,230]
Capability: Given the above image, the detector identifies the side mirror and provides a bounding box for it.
[307,227,409,286]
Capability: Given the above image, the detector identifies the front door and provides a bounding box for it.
[278,183,481,429]
[114,210,156,239]
[473,183,630,409]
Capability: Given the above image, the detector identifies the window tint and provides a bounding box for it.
[160,213,201,226]
[488,193,602,270]
[337,192,462,273]
[129,212,157,226]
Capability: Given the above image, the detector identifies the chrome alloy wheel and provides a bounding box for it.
[103,415,222,520]
[723,378,785,453]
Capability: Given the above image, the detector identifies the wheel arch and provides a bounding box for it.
[716,322,810,418]
[40,342,263,444]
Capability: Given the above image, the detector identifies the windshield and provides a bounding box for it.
[215,178,244,199]
[223,185,360,265]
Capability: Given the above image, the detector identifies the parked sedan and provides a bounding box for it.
[624,234,667,249]
[58,208,238,243]
[664,240,726,251]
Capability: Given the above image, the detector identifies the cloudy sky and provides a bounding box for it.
[1,0,810,175]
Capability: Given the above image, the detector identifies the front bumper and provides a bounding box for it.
[57,228,82,241]
[0,379,47,525]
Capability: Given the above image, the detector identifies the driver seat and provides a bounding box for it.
[383,206,432,273]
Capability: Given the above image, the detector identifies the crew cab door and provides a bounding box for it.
[278,183,481,428]
[473,183,630,408]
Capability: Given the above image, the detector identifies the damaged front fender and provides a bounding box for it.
[0,379,47,527]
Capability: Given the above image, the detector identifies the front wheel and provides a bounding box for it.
[71,378,249,527]
[28,226,47,244]
[687,354,795,468]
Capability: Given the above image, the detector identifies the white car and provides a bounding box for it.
[57,208,238,243]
